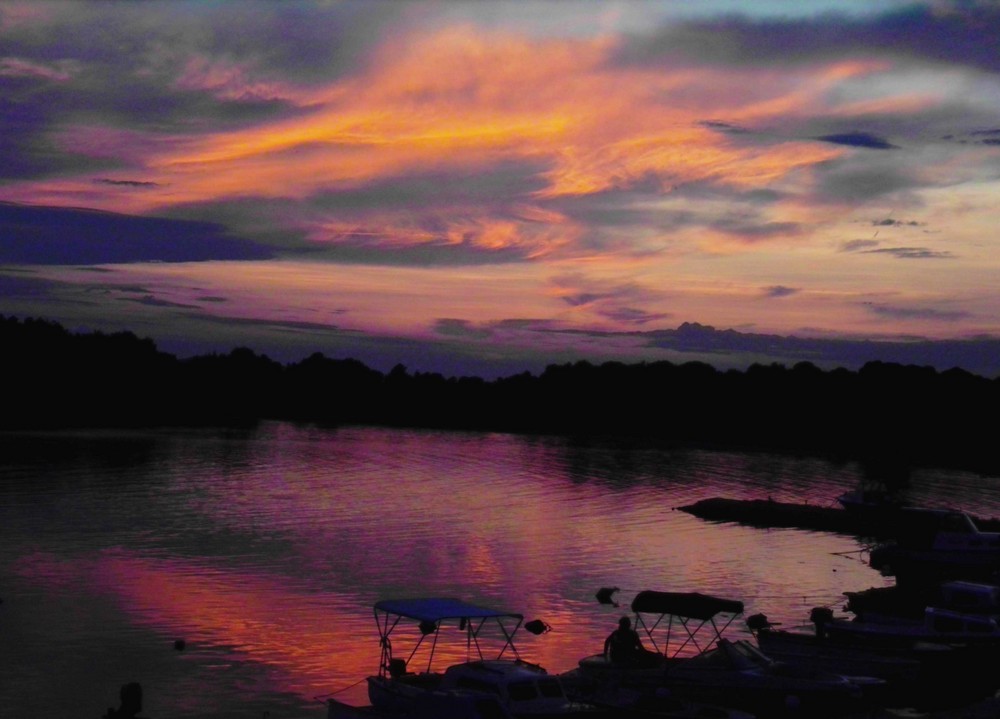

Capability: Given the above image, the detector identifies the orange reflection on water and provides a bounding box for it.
[18,547,378,704]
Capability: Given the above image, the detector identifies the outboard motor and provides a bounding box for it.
[809,606,834,639]
[746,613,773,632]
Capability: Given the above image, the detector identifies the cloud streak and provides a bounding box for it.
[0,2,999,377]
[0,202,274,264]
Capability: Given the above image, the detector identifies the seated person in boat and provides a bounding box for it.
[604,616,658,666]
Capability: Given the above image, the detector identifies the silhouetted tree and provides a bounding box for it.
[2,315,999,475]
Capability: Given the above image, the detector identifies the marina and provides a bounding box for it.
[4,424,1000,718]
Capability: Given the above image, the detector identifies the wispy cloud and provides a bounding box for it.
[815,132,898,150]
[119,295,201,310]
[94,178,160,188]
[840,239,881,252]
[1,2,999,377]
[861,247,955,260]
[0,202,274,264]
[763,285,799,299]
[864,303,970,321]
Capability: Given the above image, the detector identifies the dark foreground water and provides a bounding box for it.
[2,422,999,718]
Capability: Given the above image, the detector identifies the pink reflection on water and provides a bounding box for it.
[15,547,378,705]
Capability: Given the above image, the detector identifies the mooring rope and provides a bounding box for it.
[314,676,368,703]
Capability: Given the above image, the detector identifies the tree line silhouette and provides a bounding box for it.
[3,315,998,475]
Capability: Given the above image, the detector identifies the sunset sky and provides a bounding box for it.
[3,1,1000,377]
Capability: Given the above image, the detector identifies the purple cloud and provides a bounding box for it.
[763,286,799,299]
[816,132,898,150]
[862,247,955,260]
[865,303,969,321]
[0,202,274,264]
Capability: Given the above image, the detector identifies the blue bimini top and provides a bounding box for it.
[374,597,522,623]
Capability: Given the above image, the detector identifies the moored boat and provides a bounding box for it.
[573,590,882,718]
[328,690,510,719]
[844,580,1000,621]
[868,508,1000,586]
[331,597,621,719]
[771,603,1000,705]
[811,604,1000,647]
[746,611,928,687]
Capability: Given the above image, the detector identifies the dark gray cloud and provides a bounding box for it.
[872,219,922,227]
[0,202,275,264]
[598,306,672,325]
[160,161,553,266]
[306,232,533,267]
[700,120,751,135]
[0,3,401,180]
[864,303,969,321]
[813,160,920,202]
[85,284,153,295]
[0,272,60,298]
[763,286,799,299]
[861,247,955,259]
[816,132,898,150]
[94,178,160,188]
[547,178,791,251]
[119,295,201,310]
[185,314,344,335]
[562,292,611,308]
[432,317,562,341]
[712,219,800,240]
[840,239,881,252]
[308,161,551,214]
[638,321,1000,377]
[615,4,1000,74]
[943,128,1000,146]
[433,318,494,339]
[549,273,671,326]
[493,319,554,331]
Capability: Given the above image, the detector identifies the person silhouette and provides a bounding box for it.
[604,616,646,664]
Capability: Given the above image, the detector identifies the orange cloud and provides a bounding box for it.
[0,24,919,265]
[142,26,847,207]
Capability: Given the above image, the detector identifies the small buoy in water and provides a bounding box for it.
[174,639,186,651]
[595,587,620,606]
[524,619,551,635]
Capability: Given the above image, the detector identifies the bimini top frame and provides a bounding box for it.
[373,597,525,677]
[629,590,745,659]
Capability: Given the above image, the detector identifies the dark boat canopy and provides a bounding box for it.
[631,591,744,620]
[374,597,523,624]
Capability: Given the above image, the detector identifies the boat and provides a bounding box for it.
[328,690,511,719]
[338,597,614,719]
[868,508,1000,586]
[809,603,1000,647]
[844,580,1000,621]
[789,603,1000,704]
[746,611,929,687]
[836,472,908,515]
[572,591,882,718]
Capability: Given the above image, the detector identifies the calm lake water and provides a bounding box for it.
[3,422,1000,718]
